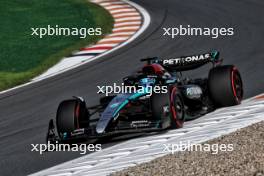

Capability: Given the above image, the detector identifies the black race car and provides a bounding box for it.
[47,51,243,143]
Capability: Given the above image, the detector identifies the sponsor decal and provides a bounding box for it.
[131,120,151,128]
[163,53,210,65]
[186,86,203,99]
[163,105,170,113]
[70,128,85,136]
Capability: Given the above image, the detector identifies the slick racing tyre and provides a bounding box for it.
[169,86,185,128]
[208,65,243,107]
[56,98,89,137]
[151,86,184,129]
[151,91,171,128]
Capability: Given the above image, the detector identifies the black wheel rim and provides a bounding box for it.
[232,70,243,102]
[174,96,184,121]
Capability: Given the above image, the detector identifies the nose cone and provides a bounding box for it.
[96,112,113,134]
[96,94,131,134]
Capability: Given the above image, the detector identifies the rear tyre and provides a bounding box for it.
[208,65,243,107]
[56,98,89,138]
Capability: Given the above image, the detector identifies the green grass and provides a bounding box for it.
[0,0,113,90]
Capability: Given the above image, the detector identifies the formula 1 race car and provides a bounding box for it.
[47,51,243,143]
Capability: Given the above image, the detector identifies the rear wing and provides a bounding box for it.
[162,51,220,71]
[141,51,221,72]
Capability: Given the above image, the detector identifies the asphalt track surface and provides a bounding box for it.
[0,0,264,175]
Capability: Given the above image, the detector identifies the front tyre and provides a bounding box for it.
[151,86,185,129]
[151,91,171,128]
[56,98,89,138]
[170,86,185,128]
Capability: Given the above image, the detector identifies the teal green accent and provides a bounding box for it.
[63,132,67,139]
[155,120,161,128]
[129,92,147,100]
[211,50,219,61]
[113,99,129,118]
[113,91,148,118]
[110,103,120,108]
[166,79,176,84]
[129,87,149,100]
